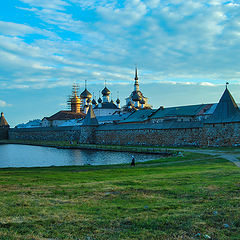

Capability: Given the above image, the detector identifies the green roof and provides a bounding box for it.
[120,109,156,123]
[206,88,240,123]
[150,104,207,119]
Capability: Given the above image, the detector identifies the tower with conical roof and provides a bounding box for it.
[206,84,240,123]
[0,112,9,127]
[80,105,99,144]
[0,112,9,140]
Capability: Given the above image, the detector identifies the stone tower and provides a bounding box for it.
[80,105,99,144]
[0,112,10,140]
[0,112,9,128]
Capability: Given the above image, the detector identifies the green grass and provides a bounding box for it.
[0,153,239,239]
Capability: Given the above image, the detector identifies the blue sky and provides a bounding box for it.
[1,0,240,126]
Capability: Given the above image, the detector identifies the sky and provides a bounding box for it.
[1,0,240,126]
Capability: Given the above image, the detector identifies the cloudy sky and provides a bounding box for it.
[1,0,240,126]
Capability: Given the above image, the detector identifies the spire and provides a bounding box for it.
[226,82,229,89]
[135,67,138,80]
[82,105,98,126]
[134,67,139,92]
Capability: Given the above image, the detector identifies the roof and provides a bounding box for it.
[204,103,217,115]
[45,111,86,121]
[119,109,156,123]
[96,113,130,124]
[59,118,83,127]
[16,119,41,128]
[83,105,99,126]
[94,102,119,109]
[0,112,9,127]
[205,88,240,123]
[150,104,209,119]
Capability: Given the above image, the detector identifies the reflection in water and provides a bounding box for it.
[0,144,161,168]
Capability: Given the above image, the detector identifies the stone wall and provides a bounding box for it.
[201,122,240,147]
[95,127,203,146]
[8,122,240,147]
[0,127,9,140]
[9,127,82,142]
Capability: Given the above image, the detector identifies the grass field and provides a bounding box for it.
[0,152,239,240]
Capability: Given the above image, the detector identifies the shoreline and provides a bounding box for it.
[0,140,173,156]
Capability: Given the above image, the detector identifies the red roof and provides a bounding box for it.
[45,111,86,121]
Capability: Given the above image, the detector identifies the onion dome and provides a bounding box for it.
[101,87,110,96]
[92,99,97,105]
[80,89,92,99]
[87,98,91,104]
[132,91,141,101]
[140,98,145,104]
[128,101,133,106]
[116,98,120,104]
[71,94,81,104]
[98,97,102,103]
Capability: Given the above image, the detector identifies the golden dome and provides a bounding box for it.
[71,94,81,104]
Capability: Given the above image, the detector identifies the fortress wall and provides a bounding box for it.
[0,128,9,140]
[95,127,203,146]
[8,122,240,147]
[201,122,240,147]
[94,123,240,147]
[9,127,82,142]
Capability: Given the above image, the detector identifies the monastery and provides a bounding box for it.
[41,68,151,127]
[2,69,240,147]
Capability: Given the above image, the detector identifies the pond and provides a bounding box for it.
[0,144,162,168]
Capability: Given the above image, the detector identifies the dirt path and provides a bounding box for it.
[172,148,240,167]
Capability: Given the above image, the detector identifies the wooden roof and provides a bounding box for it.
[45,111,86,121]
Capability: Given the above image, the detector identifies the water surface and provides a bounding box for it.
[0,144,161,168]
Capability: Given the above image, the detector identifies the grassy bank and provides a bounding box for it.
[0,152,239,240]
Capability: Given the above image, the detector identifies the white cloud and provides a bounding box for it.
[200,82,217,87]
[0,0,240,91]
[0,21,34,36]
[0,100,12,107]
[19,0,69,10]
